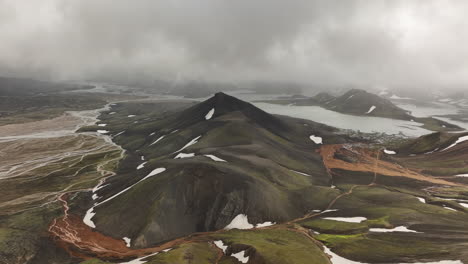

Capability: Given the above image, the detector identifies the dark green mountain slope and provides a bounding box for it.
[81,93,346,247]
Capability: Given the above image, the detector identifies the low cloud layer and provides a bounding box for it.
[1,0,468,91]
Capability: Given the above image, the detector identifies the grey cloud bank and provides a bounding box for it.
[1,0,468,92]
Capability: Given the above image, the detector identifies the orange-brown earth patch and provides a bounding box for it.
[48,194,197,261]
[320,144,460,186]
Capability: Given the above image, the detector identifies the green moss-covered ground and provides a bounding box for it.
[144,242,218,264]
[213,228,330,264]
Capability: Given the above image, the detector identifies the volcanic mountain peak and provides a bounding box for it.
[314,88,413,120]
[75,92,336,249]
[204,92,251,112]
[181,92,289,132]
[338,88,396,105]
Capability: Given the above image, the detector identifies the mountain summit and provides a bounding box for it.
[320,89,413,120]
[177,92,289,133]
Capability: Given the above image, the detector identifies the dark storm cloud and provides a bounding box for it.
[1,0,468,91]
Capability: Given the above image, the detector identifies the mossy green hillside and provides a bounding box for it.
[214,228,331,264]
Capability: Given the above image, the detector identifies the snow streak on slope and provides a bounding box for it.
[205,108,215,120]
[365,105,376,114]
[83,168,166,228]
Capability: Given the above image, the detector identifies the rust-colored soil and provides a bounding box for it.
[320,144,460,186]
[49,194,195,261]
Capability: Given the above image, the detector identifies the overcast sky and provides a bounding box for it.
[1,0,468,91]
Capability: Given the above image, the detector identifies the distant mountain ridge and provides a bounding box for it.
[263,88,462,132]
[321,89,413,120]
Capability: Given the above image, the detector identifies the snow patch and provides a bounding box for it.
[310,135,323,144]
[92,194,99,200]
[98,124,107,127]
[205,108,215,120]
[162,248,172,252]
[146,168,166,178]
[174,153,195,159]
[256,221,275,228]
[137,162,147,170]
[231,250,249,264]
[369,226,418,233]
[83,208,96,228]
[323,217,367,223]
[322,248,465,264]
[150,135,165,146]
[175,135,201,152]
[442,135,468,151]
[128,115,136,117]
[323,245,364,264]
[225,214,254,230]
[290,170,311,177]
[114,131,125,137]
[97,130,109,134]
[214,240,228,253]
[119,252,159,264]
[320,209,339,214]
[383,149,396,155]
[443,206,457,212]
[425,148,439,155]
[92,183,108,193]
[204,154,226,162]
[100,168,166,203]
[365,105,377,114]
[84,168,167,228]
[123,237,131,247]
[109,112,116,115]
[417,197,426,203]
[460,203,468,208]
[437,197,468,203]
[455,174,468,177]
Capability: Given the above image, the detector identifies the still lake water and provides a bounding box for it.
[394,102,459,117]
[253,102,431,137]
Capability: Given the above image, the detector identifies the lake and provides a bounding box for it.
[253,102,431,137]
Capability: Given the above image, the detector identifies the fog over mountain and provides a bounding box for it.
[1,0,468,92]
